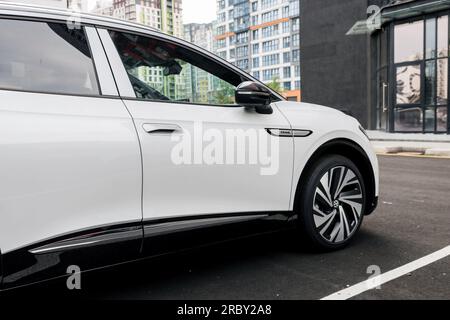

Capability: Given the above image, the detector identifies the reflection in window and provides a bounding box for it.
[437,107,448,132]
[425,61,436,105]
[425,18,436,59]
[394,107,423,132]
[425,107,435,132]
[109,31,243,105]
[396,65,421,104]
[437,58,448,105]
[394,21,424,63]
[393,15,449,133]
[0,19,99,95]
[438,15,448,57]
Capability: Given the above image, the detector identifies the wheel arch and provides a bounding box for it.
[293,138,378,216]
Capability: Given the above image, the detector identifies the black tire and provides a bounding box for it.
[296,154,366,251]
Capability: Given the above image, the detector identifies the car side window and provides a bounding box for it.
[109,30,243,105]
[0,19,99,96]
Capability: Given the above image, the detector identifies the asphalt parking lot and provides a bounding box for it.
[4,155,450,299]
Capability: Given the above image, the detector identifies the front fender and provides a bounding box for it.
[289,129,379,211]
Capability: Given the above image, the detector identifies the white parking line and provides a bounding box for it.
[321,245,450,300]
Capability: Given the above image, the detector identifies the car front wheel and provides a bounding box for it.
[297,155,366,250]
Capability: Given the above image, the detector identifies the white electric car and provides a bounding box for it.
[0,2,379,290]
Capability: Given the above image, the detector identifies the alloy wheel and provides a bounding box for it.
[312,166,364,243]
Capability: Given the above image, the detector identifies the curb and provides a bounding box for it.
[373,146,450,156]
[367,131,450,143]
[425,148,450,156]
[370,138,450,143]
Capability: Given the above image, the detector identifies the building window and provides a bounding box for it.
[292,18,299,32]
[261,9,279,24]
[217,25,226,35]
[283,52,291,63]
[253,43,260,54]
[283,66,291,78]
[216,39,226,49]
[236,31,249,44]
[292,49,299,62]
[262,39,279,52]
[282,6,289,18]
[229,49,235,59]
[282,21,290,34]
[283,81,291,90]
[289,1,299,17]
[252,15,258,26]
[292,33,300,47]
[217,51,227,59]
[236,46,249,58]
[262,53,280,66]
[283,36,290,48]
[396,65,421,105]
[262,24,279,38]
[261,0,278,10]
[252,1,258,12]
[253,57,260,68]
[237,59,249,70]
[394,20,424,63]
[392,15,449,132]
[218,12,226,23]
[262,68,280,81]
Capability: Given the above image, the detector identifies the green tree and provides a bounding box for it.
[213,81,236,104]
[266,77,283,95]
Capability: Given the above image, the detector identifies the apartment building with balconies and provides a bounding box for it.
[100,0,184,100]
[215,0,300,101]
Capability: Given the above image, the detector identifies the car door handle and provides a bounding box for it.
[142,123,182,134]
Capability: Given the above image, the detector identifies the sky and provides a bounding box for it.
[183,0,217,24]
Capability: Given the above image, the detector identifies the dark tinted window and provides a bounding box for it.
[0,19,99,95]
[109,30,244,105]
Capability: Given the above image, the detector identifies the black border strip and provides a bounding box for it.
[11,211,293,257]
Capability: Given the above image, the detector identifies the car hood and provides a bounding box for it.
[274,100,356,130]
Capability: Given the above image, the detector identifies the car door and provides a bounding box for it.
[98,28,294,251]
[0,19,142,288]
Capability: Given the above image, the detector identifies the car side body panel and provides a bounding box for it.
[0,91,143,254]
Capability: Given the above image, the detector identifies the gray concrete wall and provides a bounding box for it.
[300,0,387,128]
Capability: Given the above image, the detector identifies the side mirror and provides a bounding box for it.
[163,60,183,76]
[235,81,273,114]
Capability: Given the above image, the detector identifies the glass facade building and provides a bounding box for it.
[374,1,450,133]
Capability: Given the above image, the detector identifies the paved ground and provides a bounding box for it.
[5,155,450,299]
